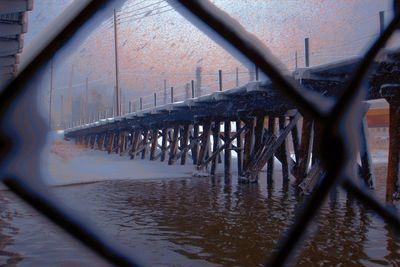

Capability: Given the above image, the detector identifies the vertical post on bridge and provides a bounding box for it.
[191,80,195,98]
[171,87,174,103]
[113,9,120,117]
[154,92,157,107]
[140,97,143,110]
[218,70,223,92]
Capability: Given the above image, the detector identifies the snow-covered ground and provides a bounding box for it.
[43,133,197,186]
[39,131,389,187]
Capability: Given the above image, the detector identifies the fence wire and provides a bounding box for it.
[0,0,399,267]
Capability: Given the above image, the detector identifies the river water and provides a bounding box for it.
[0,164,399,266]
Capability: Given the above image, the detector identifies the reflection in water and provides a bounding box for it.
[0,195,22,266]
[0,165,399,266]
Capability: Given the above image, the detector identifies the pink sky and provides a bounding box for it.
[25,0,394,120]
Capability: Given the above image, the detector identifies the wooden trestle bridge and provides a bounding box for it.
[64,49,400,200]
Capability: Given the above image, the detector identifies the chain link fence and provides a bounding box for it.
[0,1,399,266]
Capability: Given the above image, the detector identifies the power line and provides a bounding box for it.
[117,6,174,24]
[117,0,166,18]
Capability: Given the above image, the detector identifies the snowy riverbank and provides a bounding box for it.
[39,131,389,187]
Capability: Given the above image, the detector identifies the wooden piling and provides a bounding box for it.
[168,125,180,165]
[130,130,140,159]
[211,121,220,175]
[267,116,276,184]
[181,124,190,165]
[150,128,158,160]
[278,116,290,183]
[197,121,211,171]
[296,117,313,184]
[291,118,300,164]
[107,133,114,154]
[192,124,199,164]
[243,118,255,173]
[311,123,321,165]
[236,119,243,176]
[254,114,264,152]
[160,128,168,162]
[118,131,124,155]
[359,115,375,188]
[141,129,150,159]
[224,120,231,177]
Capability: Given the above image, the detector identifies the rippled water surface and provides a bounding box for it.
[0,165,399,266]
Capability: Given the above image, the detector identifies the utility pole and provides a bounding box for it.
[235,67,239,87]
[60,95,64,129]
[49,59,54,129]
[113,9,120,116]
[68,64,74,128]
[379,11,385,35]
[305,37,310,67]
[295,51,298,70]
[85,77,89,122]
[163,79,167,104]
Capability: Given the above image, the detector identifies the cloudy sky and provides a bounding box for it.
[24,0,394,120]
